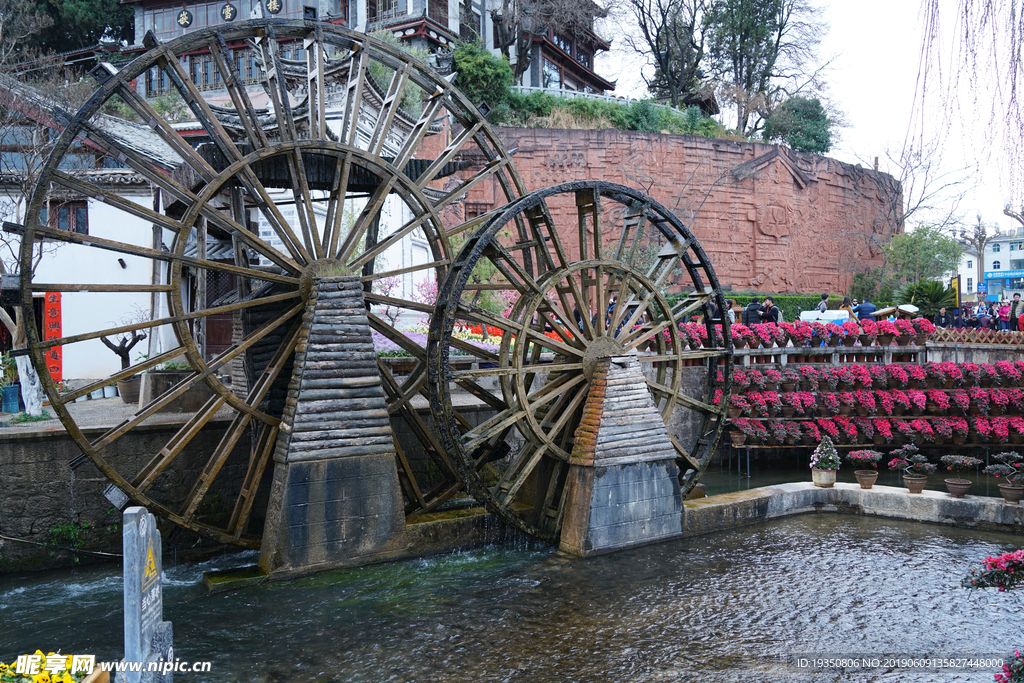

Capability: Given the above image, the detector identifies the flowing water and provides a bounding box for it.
[2,516,1022,682]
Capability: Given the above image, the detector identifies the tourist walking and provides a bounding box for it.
[815,293,828,314]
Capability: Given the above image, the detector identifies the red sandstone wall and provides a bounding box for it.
[434,127,899,296]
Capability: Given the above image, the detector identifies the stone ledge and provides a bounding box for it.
[683,482,1024,537]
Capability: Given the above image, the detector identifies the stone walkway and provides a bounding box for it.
[0,391,493,436]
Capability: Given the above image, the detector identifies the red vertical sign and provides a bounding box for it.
[44,292,62,383]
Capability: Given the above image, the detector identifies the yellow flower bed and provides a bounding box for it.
[1,651,91,683]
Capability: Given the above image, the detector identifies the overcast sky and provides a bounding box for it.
[595,0,1014,232]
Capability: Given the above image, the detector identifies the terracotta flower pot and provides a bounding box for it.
[877,334,894,346]
[944,478,972,498]
[997,483,1024,505]
[896,335,912,346]
[915,333,928,345]
[872,434,886,445]
[855,470,879,489]
[729,431,747,447]
[781,405,796,418]
[812,468,837,488]
[952,435,967,445]
[903,474,928,494]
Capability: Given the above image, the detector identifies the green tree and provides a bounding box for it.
[895,280,955,318]
[624,0,709,107]
[883,225,963,288]
[452,41,513,111]
[762,95,831,153]
[704,0,825,135]
[28,0,134,51]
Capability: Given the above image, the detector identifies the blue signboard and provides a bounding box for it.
[985,269,1024,279]
[977,283,988,292]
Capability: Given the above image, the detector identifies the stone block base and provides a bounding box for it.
[560,459,683,556]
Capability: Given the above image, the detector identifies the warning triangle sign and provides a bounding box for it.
[143,544,158,582]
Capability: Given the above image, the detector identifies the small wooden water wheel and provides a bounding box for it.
[427,182,731,543]
[14,20,526,546]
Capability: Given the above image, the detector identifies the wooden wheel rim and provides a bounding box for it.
[428,181,732,543]
[19,19,526,545]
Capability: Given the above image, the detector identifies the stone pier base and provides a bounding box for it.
[259,277,405,576]
[559,355,683,556]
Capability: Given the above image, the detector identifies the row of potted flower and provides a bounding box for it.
[727,361,1024,394]
[675,318,937,350]
[727,388,1024,418]
[730,416,1024,447]
[810,439,1023,503]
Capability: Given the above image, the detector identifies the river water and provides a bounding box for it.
[2,515,1021,682]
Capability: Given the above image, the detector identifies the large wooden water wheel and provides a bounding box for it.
[427,182,731,543]
[15,20,526,546]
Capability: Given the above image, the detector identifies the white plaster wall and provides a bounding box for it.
[31,196,175,380]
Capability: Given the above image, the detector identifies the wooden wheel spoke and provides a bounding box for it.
[156,45,246,164]
[199,203,304,274]
[535,306,585,348]
[454,302,583,358]
[432,157,512,212]
[284,148,322,259]
[338,177,397,265]
[338,45,369,147]
[673,291,714,319]
[58,346,185,404]
[367,311,429,360]
[228,423,279,537]
[527,372,587,412]
[447,336,499,363]
[209,37,268,149]
[543,384,588,444]
[111,78,217,182]
[670,433,702,470]
[621,320,674,350]
[180,407,254,522]
[132,393,228,492]
[359,259,451,283]
[7,220,299,287]
[322,151,353,257]
[50,170,184,235]
[368,62,412,156]
[237,165,314,264]
[647,380,721,415]
[89,302,301,453]
[31,283,171,293]
[38,291,301,350]
[614,199,648,264]
[495,443,548,508]
[451,361,581,380]
[392,91,445,171]
[462,408,529,453]
[260,27,298,142]
[414,121,484,190]
[481,243,542,295]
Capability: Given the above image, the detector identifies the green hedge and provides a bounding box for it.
[668,292,896,323]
